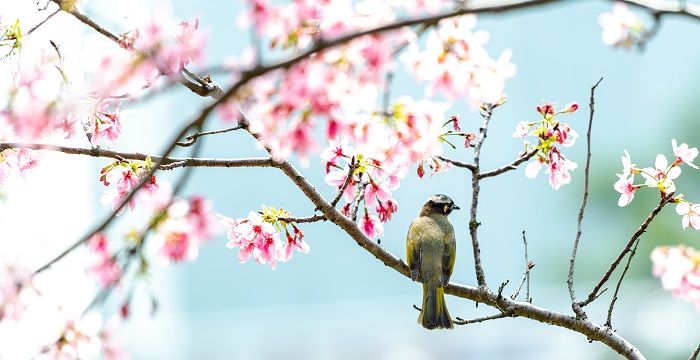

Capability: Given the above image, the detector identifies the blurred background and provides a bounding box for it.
[2,0,700,359]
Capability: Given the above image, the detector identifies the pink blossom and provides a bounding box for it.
[512,121,530,138]
[525,157,544,179]
[619,149,635,177]
[613,174,638,207]
[360,211,384,238]
[14,148,39,177]
[222,212,280,269]
[89,100,123,145]
[321,139,354,173]
[676,202,700,230]
[560,102,579,113]
[0,262,31,321]
[599,3,644,49]
[376,199,398,223]
[641,154,680,194]
[672,139,699,169]
[650,245,700,309]
[546,148,577,190]
[280,225,310,262]
[186,196,219,241]
[365,181,391,207]
[554,123,577,147]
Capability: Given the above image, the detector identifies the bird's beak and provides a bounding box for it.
[453,205,460,210]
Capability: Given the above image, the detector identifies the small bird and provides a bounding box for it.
[406,194,459,329]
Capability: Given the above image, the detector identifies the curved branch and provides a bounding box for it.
[270,147,645,360]
[0,142,274,169]
[579,193,673,307]
[568,77,603,318]
[437,156,476,171]
[478,149,537,179]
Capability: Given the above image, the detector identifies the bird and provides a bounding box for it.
[406,194,459,330]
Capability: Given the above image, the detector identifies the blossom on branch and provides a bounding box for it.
[599,2,645,49]
[651,245,700,309]
[517,101,579,190]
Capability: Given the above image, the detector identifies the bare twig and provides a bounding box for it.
[579,193,673,307]
[511,230,534,302]
[279,214,326,224]
[468,103,496,288]
[690,342,700,360]
[454,312,510,325]
[437,156,477,172]
[479,149,538,179]
[350,182,368,222]
[605,236,641,328]
[176,125,244,147]
[25,8,60,36]
[568,77,603,319]
[330,158,356,207]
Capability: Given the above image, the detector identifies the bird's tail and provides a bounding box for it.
[418,281,453,329]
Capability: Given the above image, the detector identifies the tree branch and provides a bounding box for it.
[690,342,700,360]
[579,193,673,307]
[437,156,476,172]
[267,140,645,359]
[176,125,244,147]
[454,312,511,325]
[511,230,534,302]
[605,236,641,328]
[478,149,537,179]
[568,77,603,319]
[468,104,496,288]
[0,142,275,169]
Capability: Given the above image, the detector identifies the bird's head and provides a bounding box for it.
[419,194,460,217]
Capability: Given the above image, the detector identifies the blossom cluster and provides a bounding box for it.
[38,312,128,360]
[0,261,32,322]
[401,15,516,108]
[148,194,220,264]
[99,157,159,214]
[651,245,700,309]
[513,102,579,190]
[221,206,309,270]
[0,147,39,189]
[598,2,646,49]
[614,140,700,229]
[0,8,205,145]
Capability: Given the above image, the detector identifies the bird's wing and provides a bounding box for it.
[441,229,456,287]
[406,221,422,282]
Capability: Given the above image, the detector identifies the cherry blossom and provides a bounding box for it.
[518,102,579,190]
[360,211,384,238]
[0,261,31,321]
[672,139,699,169]
[640,154,680,195]
[281,224,310,262]
[676,202,700,230]
[222,211,284,269]
[599,3,645,49]
[651,245,700,308]
[620,149,636,177]
[87,234,122,288]
[614,174,638,207]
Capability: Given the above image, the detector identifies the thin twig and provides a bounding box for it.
[567,77,603,319]
[176,125,244,147]
[454,312,510,325]
[469,103,496,288]
[350,182,368,222]
[479,149,538,179]
[25,8,60,36]
[330,158,356,207]
[279,214,326,224]
[605,236,641,328]
[511,230,534,302]
[437,156,477,172]
[689,342,700,360]
[579,193,673,307]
